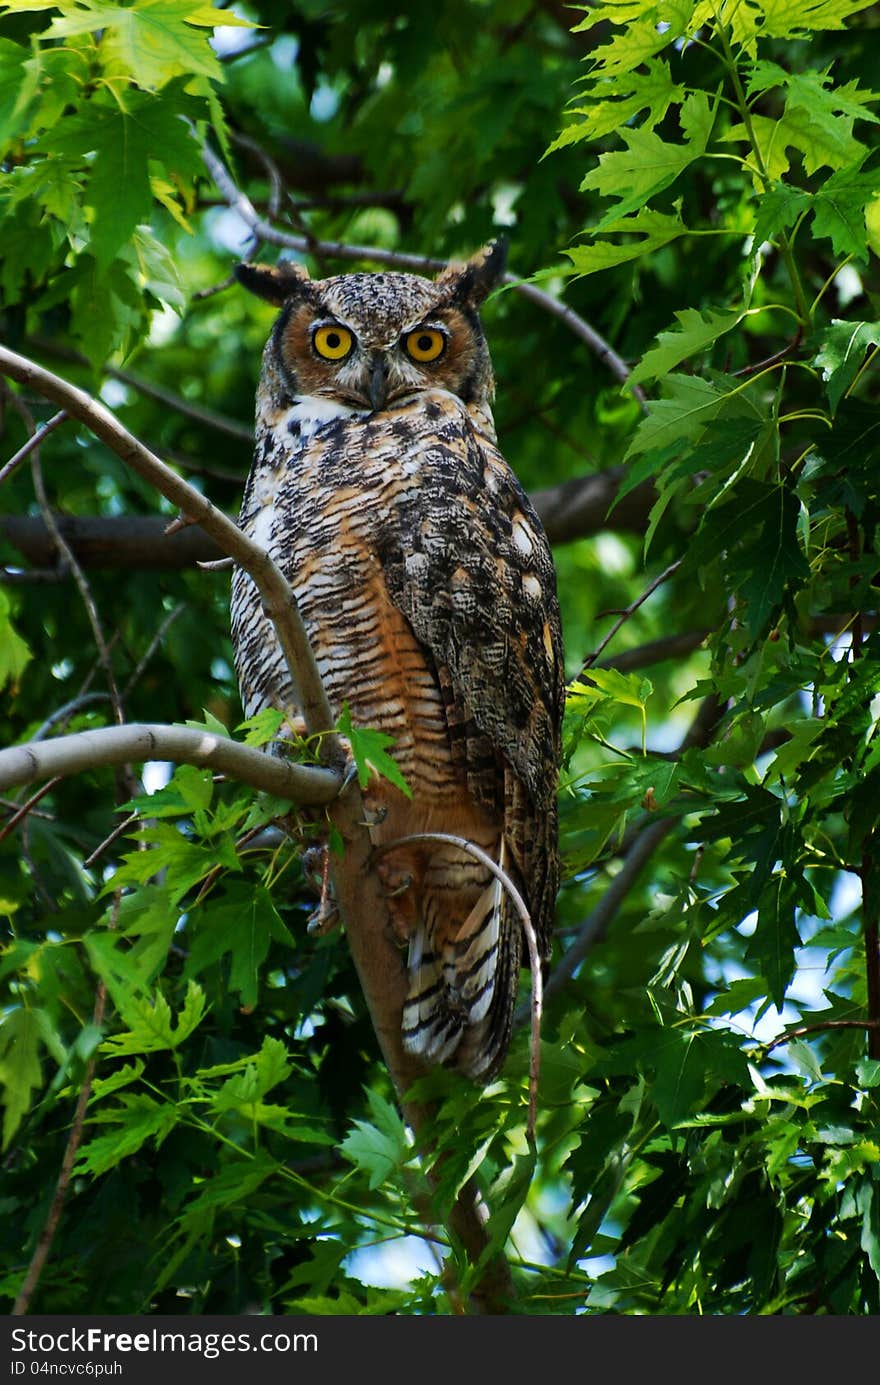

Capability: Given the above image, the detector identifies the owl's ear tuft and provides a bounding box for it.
[234,260,312,306]
[434,238,508,308]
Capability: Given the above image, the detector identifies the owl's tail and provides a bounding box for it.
[400,846,521,1081]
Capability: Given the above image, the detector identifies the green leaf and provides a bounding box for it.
[184,709,231,738]
[0,38,38,152]
[36,0,252,91]
[858,1173,880,1281]
[581,92,713,222]
[476,1147,537,1270]
[107,821,239,902]
[651,1029,708,1128]
[88,1060,146,1102]
[87,935,208,1053]
[236,707,287,747]
[45,88,202,266]
[114,885,178,981]
[73,1093,178,1176]
[0,591,32,692]
[814,318,880,412]
[336,702,412,798]
[751,183,811,249]
[746,876,801,1008]
[340,1089,411,1190]
[132,225,185,309]
[628,307,744,386]
[737,488,811,635]
[208,1036,293,1112]
[564,208,688,278]
[705,977,768,1018]
[581,1,692,79]
[184,884,293,1008]
[174,1153,278,1231]
[688,481,810,635]
[625,374,754,460]
[547,59,683,150]
[810,161,880,261]
[0,1008,43,1149]
[856,1059,880,1088]
[570,669,652,750]
[65,253,147,365]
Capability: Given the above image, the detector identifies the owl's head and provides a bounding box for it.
[235,242,506,415]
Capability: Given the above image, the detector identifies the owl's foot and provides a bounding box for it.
[385,871,413,898]
[301,843,340,935]
[307,899,340,936]
[375,854,418,943]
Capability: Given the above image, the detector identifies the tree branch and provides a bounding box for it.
[0,345,342,762]
[0,464,654,576]
[201,141,641,398]
[0,408,68,485]
[11,971,108,1317]
[27,337,253,445]
[0,723,341,804]
[581,560,682,672]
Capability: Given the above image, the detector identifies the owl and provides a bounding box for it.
[230,242,564,1081]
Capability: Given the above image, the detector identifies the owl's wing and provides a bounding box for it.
[378,409,564,958]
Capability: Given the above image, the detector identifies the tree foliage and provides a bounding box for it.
[1,0,879,1315]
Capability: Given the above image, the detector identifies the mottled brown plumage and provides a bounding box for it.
[230,245,564,1080]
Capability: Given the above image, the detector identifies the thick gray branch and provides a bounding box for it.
[0,724,341,803]
[1,467,650,576]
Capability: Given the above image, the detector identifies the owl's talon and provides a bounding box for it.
[385,872,413,899]
[307,902,340,936]
[341,760,359,790]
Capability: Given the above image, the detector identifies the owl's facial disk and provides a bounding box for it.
[276,302,484,413]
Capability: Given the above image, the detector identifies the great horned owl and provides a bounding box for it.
[230,243,564,1081]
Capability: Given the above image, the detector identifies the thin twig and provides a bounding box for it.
[31,692,112,743]
[0,796,54,822]
[0,409,68,485]
[122,602,185,699]
[863,848,880,1062]
[581,559,683,672]
[540,817,674,1012]
[595,629,709,673]
[82,811,140,870]
[763,1018,880,1054]
[0,778,62,844]
[2,387,126,731]
[27,338,253,444]
[200,140,642,398]
[11,978,108,1315]
[198,555,235,570]
[11,883,118,1316]
[377,830,542,1145]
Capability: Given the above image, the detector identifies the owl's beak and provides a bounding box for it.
[369,355,388,412]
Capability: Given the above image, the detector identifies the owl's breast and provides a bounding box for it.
[231,393,481,808]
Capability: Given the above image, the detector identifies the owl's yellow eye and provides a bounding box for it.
[313,324,354,360]
[404,328,446,363]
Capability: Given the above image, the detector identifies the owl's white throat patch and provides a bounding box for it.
[285,396,362,440]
